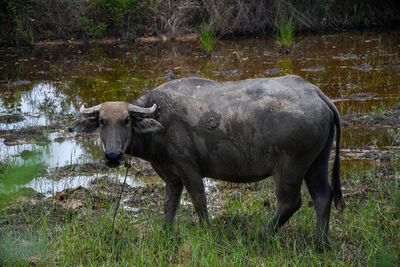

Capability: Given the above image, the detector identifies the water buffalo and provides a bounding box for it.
[69,75,344,244]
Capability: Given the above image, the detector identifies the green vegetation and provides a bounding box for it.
[278,56,293,74]
[199,23,216,55]
[0,0,34,44]
[80,16,107,38]
[1,0,399,45]
[376,34,384,51]
[276,14,295,51]
[1,156,399,265]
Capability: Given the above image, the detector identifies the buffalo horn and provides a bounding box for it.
[128,103,157,114]
[80,103,102,114]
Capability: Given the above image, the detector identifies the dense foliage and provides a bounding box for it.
[0,0,399,45]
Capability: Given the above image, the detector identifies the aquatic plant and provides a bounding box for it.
[199,23,216,56]
[276,13,294,52]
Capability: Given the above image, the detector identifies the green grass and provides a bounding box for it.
[199,23,216,56]
[1,152,400,266]
[276,14,295,50]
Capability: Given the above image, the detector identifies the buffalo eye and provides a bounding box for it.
[124,117,130,125]
[99,118,104,125]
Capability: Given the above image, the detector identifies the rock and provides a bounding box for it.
[264,68,281,75]
[332,53,358,60]
[8,80,31,87]
[346,83,358,90]
[348,92,376,99]
[352,63,373,72]
[300,66,325,72]
[378,50,394,56]
[263,51,275,56]
[162,71,176,81]
[222,70,241,77]
[391,104,400,111]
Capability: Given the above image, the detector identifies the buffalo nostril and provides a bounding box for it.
[105,151,123,160]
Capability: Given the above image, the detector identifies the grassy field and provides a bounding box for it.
[1,154,399,266]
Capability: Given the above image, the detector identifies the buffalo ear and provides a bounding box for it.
[68,117,99,133]
[133,118,164,134]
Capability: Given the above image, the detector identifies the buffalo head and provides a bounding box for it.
[69,101,163,167]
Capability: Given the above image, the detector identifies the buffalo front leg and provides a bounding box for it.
[164,181,184,225]
[182,175,210,226]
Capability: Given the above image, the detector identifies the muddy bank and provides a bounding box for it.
[342,104,400,127]
[46,158,157,179]
[0,122,66,146]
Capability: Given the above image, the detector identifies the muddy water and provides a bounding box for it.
[1,29,399,196]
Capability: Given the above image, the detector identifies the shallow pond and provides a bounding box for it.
[1,29,400,197]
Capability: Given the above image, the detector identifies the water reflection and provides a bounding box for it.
[0,133,99,168]
[0,83,77,130]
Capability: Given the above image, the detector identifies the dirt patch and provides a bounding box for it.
[342,104,400,127]
[89,175,164,210]
[53,185,114,210]
[124,184,164,208]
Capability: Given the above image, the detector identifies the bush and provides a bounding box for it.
[0,0,34,45]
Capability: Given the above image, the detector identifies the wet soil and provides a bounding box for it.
[342,104,400,127]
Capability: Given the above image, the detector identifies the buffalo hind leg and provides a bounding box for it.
[305,126,335,245]
[305,166,332,246]
[269,169,303,232]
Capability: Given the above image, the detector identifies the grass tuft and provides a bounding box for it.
[199,23,217,56]
[276,14,295,52]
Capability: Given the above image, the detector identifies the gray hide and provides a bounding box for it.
[70,75,344,245]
